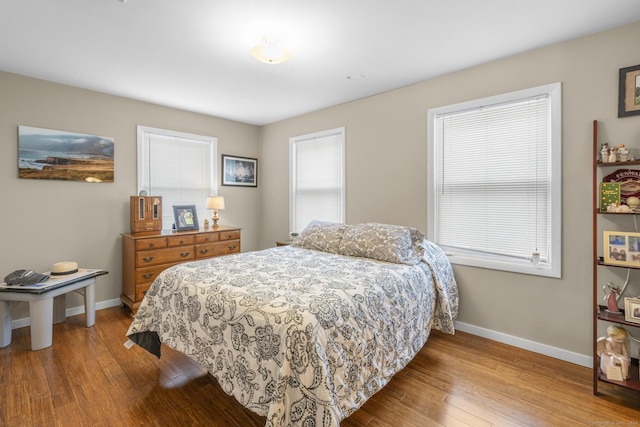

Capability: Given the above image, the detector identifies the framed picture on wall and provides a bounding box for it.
[618,64,640,118]
[172,205,199,231]
[18,125,114,182]
[222,154,258,187]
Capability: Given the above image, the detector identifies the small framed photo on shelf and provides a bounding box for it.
[172,205,199,231]
[618,64,640,118]
[624,297,640,324]
[603,230,640,267]
[222,154,258,187]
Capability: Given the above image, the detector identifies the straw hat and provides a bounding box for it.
[51,261,78,276]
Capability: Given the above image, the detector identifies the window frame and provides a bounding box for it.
[289,127,346,233]
[137,125,218,230]
[427,83,562,278]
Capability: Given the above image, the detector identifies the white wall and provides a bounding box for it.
[259,21,640,362]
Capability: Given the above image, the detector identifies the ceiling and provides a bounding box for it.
[2,1,640,126]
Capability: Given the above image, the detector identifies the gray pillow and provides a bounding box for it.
[290,221,348,254]
[338,222,425,264]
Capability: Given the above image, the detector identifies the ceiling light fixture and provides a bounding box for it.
[251,35,291,65]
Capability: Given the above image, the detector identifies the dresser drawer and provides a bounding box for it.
[136,246,194,267]
[219,230,241,241]
[136,282,152,302]
[195,243,216,259]
[134,262,177,285]
[135,237,167,251]
[196,232,220,243]
[195,240,240,259]
[168,234,195,247]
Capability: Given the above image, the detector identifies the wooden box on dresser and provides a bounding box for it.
[121,226,241,315]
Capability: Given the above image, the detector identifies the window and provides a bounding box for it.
[290,127,345,232]
[137,126,218,230]
[427,83,561,277]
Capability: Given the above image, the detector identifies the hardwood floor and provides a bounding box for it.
[2,307,640,426]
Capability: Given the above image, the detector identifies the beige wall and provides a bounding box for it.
[0,72,260,320]
[4,21,640,362]
[259,21,640,360]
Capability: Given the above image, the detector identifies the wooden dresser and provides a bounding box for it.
[121,226,241,315]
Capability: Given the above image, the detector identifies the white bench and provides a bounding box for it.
[0,269,107,350]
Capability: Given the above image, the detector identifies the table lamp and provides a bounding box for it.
[206,196,225,228]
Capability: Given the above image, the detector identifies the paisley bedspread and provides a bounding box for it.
[127,243,457,426]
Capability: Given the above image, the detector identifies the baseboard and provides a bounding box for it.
[9,298,123,330]
[454,321,592,368]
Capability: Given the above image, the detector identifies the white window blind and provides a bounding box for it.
[427,83,561,277]
[290,127,345,232]
[137,126,217,230]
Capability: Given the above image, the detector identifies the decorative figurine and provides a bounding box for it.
[601,143,609,163]
[203,218,210,229]
[627,196,640,211]
[609,146,618,163]
[606,203,632,213]
[597,325,630,379]
[603,282,622,313]
[618,144,629,162]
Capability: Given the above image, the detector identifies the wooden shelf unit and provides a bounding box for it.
[592,119,640,396]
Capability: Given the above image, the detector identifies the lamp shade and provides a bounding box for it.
[206,196,225,210]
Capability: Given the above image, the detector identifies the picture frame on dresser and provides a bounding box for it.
[172,205,199,231]
[618,64,640,118]
[624,297,640,324]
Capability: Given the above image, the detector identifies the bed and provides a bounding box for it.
[126,222,458,426]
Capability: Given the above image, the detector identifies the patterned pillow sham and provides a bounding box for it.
[290,220,348,254]
[338,222,425,264]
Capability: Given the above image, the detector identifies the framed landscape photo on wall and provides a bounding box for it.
[603,230,640,267]
[172,205,199,231]
[222,154,258,187]
[18,125,114,182]
[618,64,640,118]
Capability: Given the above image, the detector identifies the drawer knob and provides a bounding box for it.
[200,249,208,255]
[149,243,155,248]
[179,240,185,245]
[143,272,155,279]
[142,290,148,295]
[229,245,236,250]
[142,256,154,263]
[180,252,190,257]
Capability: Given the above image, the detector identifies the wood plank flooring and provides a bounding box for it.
[1,307,640,426]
